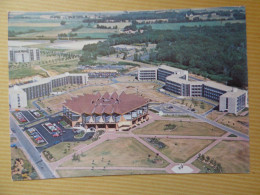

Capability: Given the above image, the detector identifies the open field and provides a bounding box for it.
[201,141,249,173]
[137,20,245,30]
[148,138,213,163]
[87,78,112,85]
[207,110,225,121]
[115,76,136,82]
[44,140,92,162]
[172,98,214,114]
[134,120,225,136]
[57,169,166,178]
[9,23,61,27]
[9,67,48,80]
[96,22,131,29]
[42,59,79,74]
[60,137,169,168]
[217,113,249,135]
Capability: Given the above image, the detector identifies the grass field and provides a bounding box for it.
[44,140,92,161]
[133,120,225,136]
[137,20,245,30]
[57,169,166,178]
[148,138,213,163]
[60,137,169,168]
[201,140,249,173]
[96,22,131,29]
[42,58,79,74]
[216,113,249,135]
[9,67,48,80]
[172,98,214,114]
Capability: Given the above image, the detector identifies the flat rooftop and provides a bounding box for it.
[159,65,188,73]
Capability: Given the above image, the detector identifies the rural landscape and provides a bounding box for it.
[8,7,249,181]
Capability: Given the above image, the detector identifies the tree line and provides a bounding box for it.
[80,22,247,88]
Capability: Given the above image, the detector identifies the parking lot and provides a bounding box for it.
[12,110,44,123]
[25,115,95,152]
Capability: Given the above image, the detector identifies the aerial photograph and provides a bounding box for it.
[8,7,249,181]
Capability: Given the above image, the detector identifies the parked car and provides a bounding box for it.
[53,124,61,131]
[33,134,40,139]
[37,139,45,144]
[30,132,38,136]
[52,133,59,137]
[35,137,42,141]
[10,143,17,148]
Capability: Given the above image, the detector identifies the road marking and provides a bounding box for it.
[27,127,48,145]
[27,110,37,120]
[41,124,54,135]
[19,112,30,122]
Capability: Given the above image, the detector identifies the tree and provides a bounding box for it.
[60,21,66,25]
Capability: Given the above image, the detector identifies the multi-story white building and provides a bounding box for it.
[9,86,28,108]
[138,68,158,81]
[219,89,247,114]
[8,47,40,63]
[138,65,248,115]
[9,73,88,109]
[157,65,188,82]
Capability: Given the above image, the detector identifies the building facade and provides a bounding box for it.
[62,92,150,131]
[138,68,157,81]
[9,73,88,108]
[8,47,40,63]
[138,65,248,115]
[9,86,28,108]
[157,65,188,82]
[219,90,247,114]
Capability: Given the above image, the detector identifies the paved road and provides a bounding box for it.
[10,116,56,179]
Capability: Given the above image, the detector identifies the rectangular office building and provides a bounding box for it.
[219,90,247,114]
[157,65,188,82]
[138,68,157,81]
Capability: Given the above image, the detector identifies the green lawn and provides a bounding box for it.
[9,68,47,79]
[43,59,79,74]
[133,120,225,136]
[44,140,92,161]
[60,137,169,168]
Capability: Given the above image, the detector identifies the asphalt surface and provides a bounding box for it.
[20,111,37,122]
[26,116,94,152]
[10,116,55,179]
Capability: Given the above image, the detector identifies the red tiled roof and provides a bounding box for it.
[63,92,149,115]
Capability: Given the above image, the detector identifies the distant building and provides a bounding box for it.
[9,72,88,109]
[157,65,188,82]
[62,91,150,131]
[137,65,248,114]
[9,86,28,108]
[138,68,157,81]
[8,47,40,63]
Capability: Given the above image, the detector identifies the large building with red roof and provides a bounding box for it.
[62,91,150,131]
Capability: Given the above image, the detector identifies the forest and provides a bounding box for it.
[80,22,247,88]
